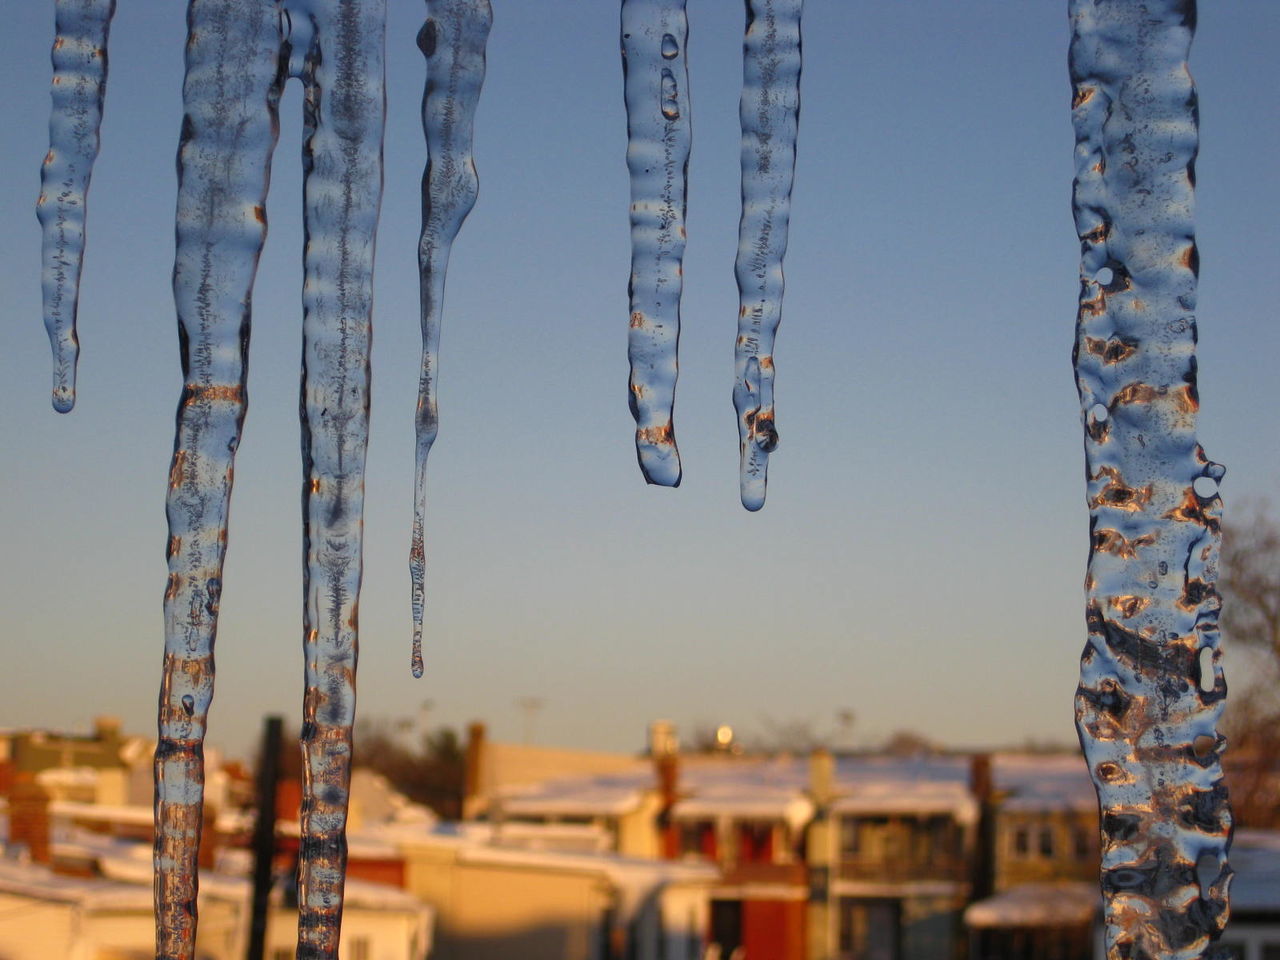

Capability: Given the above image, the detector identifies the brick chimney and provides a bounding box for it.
[9,774,52,864]
[970,753,996,900]
[650,723,681,859]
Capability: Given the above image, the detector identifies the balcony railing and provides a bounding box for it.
[836,855,969,884]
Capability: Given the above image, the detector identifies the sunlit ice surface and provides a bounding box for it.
[156,1,385,958]
[1070,1,1232,956]
[622,0,691,488]
[732,0,802,511]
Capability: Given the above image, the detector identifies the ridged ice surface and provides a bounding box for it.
[732,0,801,511]
[292,1,384,956]
[37,0,117,413]
[157,2,283,957]
[1069,2,1232,957]
[410,0,492,680]
[621,0,691,487]
[156,2,385,959]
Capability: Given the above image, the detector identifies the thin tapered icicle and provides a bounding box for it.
[410,0,492,680]
[294,0,385,955]
[156,2,283,957]
[37,0,117,413]
[733,0,801,511]
[1069,2,1232,957]
[621,0,691,487]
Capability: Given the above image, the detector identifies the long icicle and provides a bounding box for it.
[37,0,117,413]
[1069,2,1233,957]
[410,0,492,679]
[294,0,386,954]
[732,0,802,511]
[621,0,691,488]
[156,1,284,957]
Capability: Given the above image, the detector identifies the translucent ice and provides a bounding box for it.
[156,2,385,958]
[37,0,117,413]
[410,0,492,680]
[732,0,801,511]
[156,2,284,956]
[621,0,691,487]
[292,1,385,955]
[1069,1,1231,956]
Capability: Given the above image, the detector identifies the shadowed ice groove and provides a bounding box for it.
[732,0,801,511]
[1069,2,1232,958]
[293,0,385,955]
[156,2,284,957]
[621,0,691,487]
[37,0,117,413]
[411,0,492,680]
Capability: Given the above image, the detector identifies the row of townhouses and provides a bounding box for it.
[1,718,1277,960]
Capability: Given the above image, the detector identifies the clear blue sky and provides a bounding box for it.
[1,2,1277,761]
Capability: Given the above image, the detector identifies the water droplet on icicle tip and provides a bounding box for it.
[660,69,680,120]
[411,635,425,679]
[661,33,679,59]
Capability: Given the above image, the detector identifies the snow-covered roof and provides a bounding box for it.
[965,882,1100,928]
[671,794,814,831]
[993,754,1097,814]
[499,779,647,817]
[831,783,977,822]
[1228,830,1280,914]
[0,856,155,910]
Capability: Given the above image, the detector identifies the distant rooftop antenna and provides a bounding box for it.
[517,697,544,745]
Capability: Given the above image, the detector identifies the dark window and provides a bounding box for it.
[1013,827,1030,857]
[1074,826,1093,860]
[1261,944,1280,960]
[838,898,900,960]
[1039,826,1055,858]
[678,820,716,860]
[710,899,743,958]
[737,821,774,863]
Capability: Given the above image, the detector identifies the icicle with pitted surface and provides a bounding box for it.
[1069,2,1232,957]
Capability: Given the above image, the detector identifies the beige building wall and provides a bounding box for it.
[616,792,663,859]
[0,891,241,960]
[468,741,646,818]
[403,845,611,960]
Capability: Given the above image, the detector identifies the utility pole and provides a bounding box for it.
[247,715,282,960]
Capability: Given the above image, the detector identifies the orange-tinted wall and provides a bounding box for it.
[742,899,806,960]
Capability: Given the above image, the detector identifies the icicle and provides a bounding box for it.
[410,0,492,680]
[621,0,691,487]
[293,0,385,955]
[37,0,117,413]
[156,2,284,958]
[732,0,801,512]
[1069,2,1232,957]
